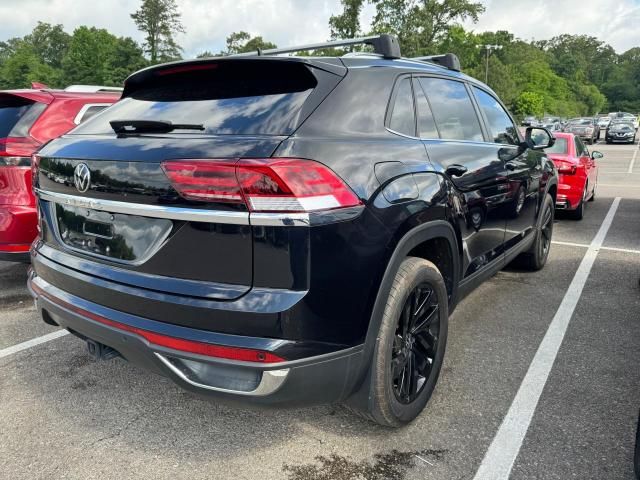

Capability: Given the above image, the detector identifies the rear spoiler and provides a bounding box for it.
[0,90,54,104]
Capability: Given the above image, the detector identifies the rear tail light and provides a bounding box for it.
[162,158,361,212]
[0,137,40,167]
[556,164,577,175]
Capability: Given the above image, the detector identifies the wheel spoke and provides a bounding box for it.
[403,351,414,399]
[416,331,436,359]
[412,305,439,334]
[391,354,407,381]
[413,288,432,320]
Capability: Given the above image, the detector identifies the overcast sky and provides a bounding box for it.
[0,0,638,57]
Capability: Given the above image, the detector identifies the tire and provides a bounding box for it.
[517,193,554,270]
[364,257,448,427]
[588,180,596,202]
[569,184,587,220]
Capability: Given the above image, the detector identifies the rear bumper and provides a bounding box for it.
[556,182,583,211]
[0,250,30,262]
[28,272,364,407]
[0,205,37,251]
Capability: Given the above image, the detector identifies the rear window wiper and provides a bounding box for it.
[110,120,205,135]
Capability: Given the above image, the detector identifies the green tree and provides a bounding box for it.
[61,27,117,84]
[24,22,70,69]
[0,43,58,89]
[329,0,364,40]
[220,31,277,55]
[130,0,184,63]
[370,0,485,56]
[514,91,544,117]
[105,37,148,85]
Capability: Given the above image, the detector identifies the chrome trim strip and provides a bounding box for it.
[250,205,365,227]
[36,189,250,225]
[36,190,365,227]
[155,353,290,396]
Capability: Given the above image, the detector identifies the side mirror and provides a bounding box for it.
[524,127,554,150]
[591,151,604,159]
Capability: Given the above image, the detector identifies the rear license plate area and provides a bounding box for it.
[83,219,113,239]
[52,202,173,263]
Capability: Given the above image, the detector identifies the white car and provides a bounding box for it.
[597,117,611,128]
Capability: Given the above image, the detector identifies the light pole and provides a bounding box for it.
[476,44,503,84]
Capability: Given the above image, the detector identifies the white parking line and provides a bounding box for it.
[473,197,621,480]
[627,144,639,173]
[552,240,640,254]
[0,330,69,359]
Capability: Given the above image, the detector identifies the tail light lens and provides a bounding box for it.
[162,158,361,212]
[556,163,577,175]
[0,137,40,167]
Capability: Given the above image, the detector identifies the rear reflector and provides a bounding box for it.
[32,282,286,363]
[162,158,361,212]
[0,243,31,253]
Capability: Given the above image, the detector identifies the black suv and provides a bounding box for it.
[29,35,557,426]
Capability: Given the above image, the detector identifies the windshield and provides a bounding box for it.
[610,122,633,131]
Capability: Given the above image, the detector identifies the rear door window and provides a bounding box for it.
[388,77,416,137]
[72,61,319,136]
[413,78,439,138]
[575,137,589,157]
[0,96,46,138]
[417,77,483,142]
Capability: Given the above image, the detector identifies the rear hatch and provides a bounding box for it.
[34,58,345,300]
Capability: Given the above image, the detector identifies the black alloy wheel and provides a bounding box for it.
[391,283,440,404]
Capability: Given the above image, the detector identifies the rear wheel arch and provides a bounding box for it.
[344,220,460,407]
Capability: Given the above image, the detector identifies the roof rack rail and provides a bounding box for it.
[412,54,461,72]
[230,34,401,59]
[64,85,124,93]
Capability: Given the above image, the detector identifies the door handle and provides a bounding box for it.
[505,161,517,171]
[445,164,468,177]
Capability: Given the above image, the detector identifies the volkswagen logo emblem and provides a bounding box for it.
[74,163,91,193]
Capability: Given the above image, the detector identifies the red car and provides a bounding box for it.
[0,84,120,261]
[545,132,601,220]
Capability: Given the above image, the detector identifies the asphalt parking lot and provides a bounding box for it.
[1,139,639,480]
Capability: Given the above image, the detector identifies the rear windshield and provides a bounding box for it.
[545,137,568,154]
[0,96,45,138]
[72,61,318,136]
